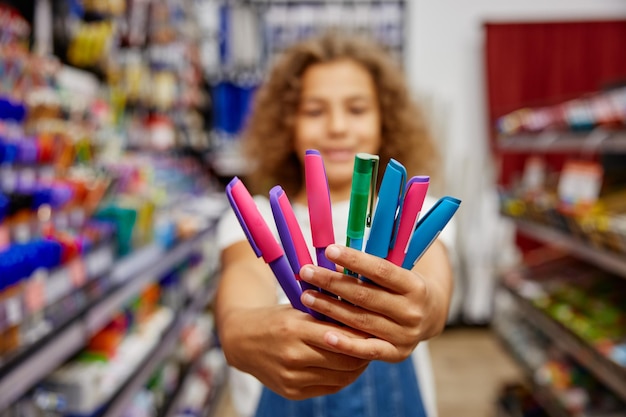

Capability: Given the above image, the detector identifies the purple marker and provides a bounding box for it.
[226,178,311,315]
[269,186,326,321]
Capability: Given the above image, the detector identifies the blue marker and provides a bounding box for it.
[361,159,406,283]
[365,159,406,259]
[402,196,461,270]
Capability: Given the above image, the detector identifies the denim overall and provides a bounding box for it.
[254,357,427,417]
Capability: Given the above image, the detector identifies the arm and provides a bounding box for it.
[215,240,371,399]
[298,239,453,362]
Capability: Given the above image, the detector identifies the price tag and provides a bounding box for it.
[69,258,87,288]
[86,245,115,279]
[12,221,31,243]
[19,168,37,191]
[70,208,85,228]
[25,269,48,314]
[54,212,69,231]
[5,295,23,326]
[558,161,603,212]
[1,165,17,192]
[47,267,71,305]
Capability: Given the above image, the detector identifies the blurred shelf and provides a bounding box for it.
[159,275,222,417]
[502,284,626,404]
[494,324,581,417]
[99,274,219,417]
[101,315,183,417]
[160,353,204,417]
[0,226,216,412]
[511,218,626,280]
[0,320,84,413]
[497,129,626,153]
[86,227,213,335]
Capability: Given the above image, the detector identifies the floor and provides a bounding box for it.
[212,326,524,417]
[429,327,524,417]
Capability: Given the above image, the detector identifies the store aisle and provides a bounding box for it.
[212,326,523,417]
[430,326,524,417]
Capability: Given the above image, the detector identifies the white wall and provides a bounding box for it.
[404,0,626,323]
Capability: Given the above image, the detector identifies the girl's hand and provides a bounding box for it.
[299,243,452,363]
[219,303,371,400]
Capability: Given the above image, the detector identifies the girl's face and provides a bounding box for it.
[294,59,382,196]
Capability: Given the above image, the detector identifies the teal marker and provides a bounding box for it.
[345,153,379,276]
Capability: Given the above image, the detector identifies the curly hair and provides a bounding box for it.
[242,31,439,197]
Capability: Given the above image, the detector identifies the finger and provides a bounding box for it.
[302,290,404,339]
[322,331,405,362]
[268,364,368,400]
[280,368,367,400]
[300,266,411,319]
[302,366,368,387]
[325,245,411,293]
[298,344,371,371]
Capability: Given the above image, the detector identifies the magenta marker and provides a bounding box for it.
[226,177,311,315]
[304,150,336,272]
[386,176,430,266]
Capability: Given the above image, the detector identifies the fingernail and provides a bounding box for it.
[302,292,315,306]
[300,266,314,280]
[326,332,339,346]
[326,245,340,259]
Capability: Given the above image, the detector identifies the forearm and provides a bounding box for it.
[411,239,454,340]
[215,242,277,368]
[215,242,371,397]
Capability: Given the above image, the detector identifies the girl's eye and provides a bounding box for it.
[301,108,324,117]
[350,106,368,115]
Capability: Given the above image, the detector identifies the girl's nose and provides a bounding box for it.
[328,108,348,136]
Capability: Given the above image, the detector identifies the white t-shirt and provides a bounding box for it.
[217,195,455,417]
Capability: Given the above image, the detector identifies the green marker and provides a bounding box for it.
[345,153,379,276]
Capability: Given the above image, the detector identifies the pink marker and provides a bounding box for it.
[304,150,336,272]
[386,176,430,266]
[226,177,311,314]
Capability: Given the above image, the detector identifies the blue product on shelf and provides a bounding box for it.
[0,193,8,221]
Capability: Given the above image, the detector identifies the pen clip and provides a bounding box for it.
[361,154,379,227]
[226,178,262,257]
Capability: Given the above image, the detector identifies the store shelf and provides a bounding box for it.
[511,218,626,280]
[494,328,577,417]
[0,321,84,412]
[100,316,184,417]
[159,278,222,417]
[0,226,216,412]
[95,272,218,417]
[86,227,213,335]
[497,129,626,153]
[160,354,204,417]
[502,285,626,404]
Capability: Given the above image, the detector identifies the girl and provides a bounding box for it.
[216,32,455,417]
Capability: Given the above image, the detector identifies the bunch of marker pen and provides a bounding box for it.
[225,149,461,319]
[347,153,461,275]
